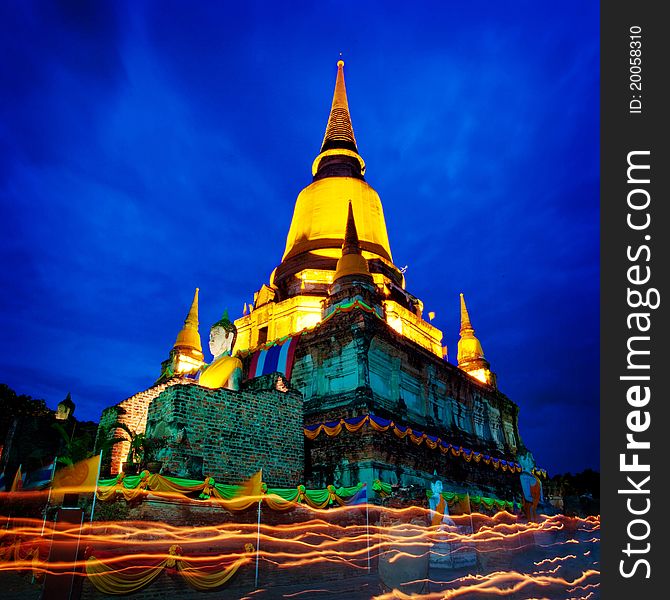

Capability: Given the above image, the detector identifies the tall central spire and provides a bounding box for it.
[312,60,366,182]
[321,60,358,153]
[234,59,444,359]
[279,59,393,274]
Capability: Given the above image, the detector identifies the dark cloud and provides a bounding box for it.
[0,1,599,475]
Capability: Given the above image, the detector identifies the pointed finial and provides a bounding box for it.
[174,288,202,352]
[212,309,236,333]
[457,293,487,369]
[321,59,357,153]
[342,201,361,256]
[460,293,473,332]
[184,288,199,329]
[334,202,371,281]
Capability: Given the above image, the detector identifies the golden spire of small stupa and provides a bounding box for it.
[460,293,473,333]
[174,288,202,353]
[457,293,485,365]
[321,59,358,153]
[342,200,362,256]
[334,202,371,281]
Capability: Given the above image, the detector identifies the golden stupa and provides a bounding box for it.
[171,288,204,375]
[280,60,394,269]
[457,293,496,386]
[234,61,443,357]
[174,288,202,353]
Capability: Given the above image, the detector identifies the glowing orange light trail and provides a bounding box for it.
[0,509,599,596]
[534,554,577,566]
[372,569,600,599]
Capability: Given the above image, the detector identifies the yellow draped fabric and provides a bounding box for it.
[263,493,296,511]
[322,422,343,436]
[409,432,425,445]
[262,484,351,511]
[304,426,322,441]
[344,417,368,433]
[96,472,154,503]
[304,415,369,440]
[368,419,391,433]
[86,545,252,595]
[86,557,165,595]
[178,556,248,591]
[95,472,254,507]
[304,414,539,477]
[96,474,367,511]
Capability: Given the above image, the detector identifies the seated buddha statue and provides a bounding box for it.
[198,311,243,390]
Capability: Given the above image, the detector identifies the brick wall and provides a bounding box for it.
[289,305,528,497]
[96,380,183,476]
[292,306,523,454]
[145,375,303,487]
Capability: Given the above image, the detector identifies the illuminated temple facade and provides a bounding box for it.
[98,61,528,499]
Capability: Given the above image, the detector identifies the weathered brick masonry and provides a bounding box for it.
[307,425,519,500]
[145,375,303,487]
[290,305,523,495]
[96,380,182,476]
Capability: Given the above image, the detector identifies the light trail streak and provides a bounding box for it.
[0,508,600,597]
[282,589,339,597]
[372,569,600,599]
[566,582,601,594]
[531,564,562,575]
[534,554,577,566]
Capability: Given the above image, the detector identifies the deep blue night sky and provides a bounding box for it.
[0,1,599,475]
